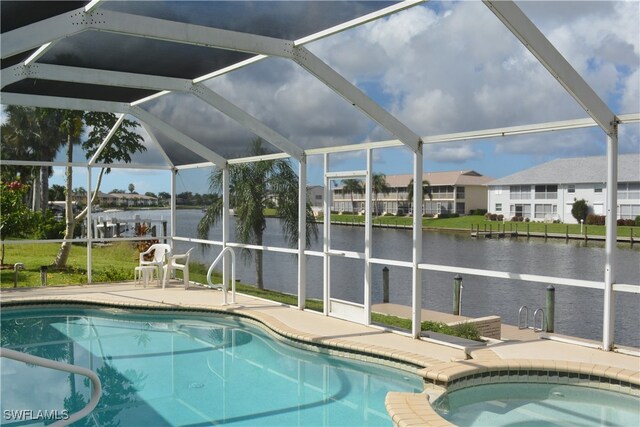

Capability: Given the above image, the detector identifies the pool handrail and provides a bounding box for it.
[207,246,236,305]
[0,347,102,427]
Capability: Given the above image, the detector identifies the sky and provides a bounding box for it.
[6,0,640,196]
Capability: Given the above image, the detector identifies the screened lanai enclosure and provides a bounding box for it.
[1,0,639,352]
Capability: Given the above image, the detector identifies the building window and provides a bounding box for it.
[594,185,603,193]
[534,204,557,220]
[510,185,531,200]
[456,202,465,214]
[456,186,465,199]
[509,204,531,218]
[535,184,558,200]
[620,204,640,219]
[618,183,640,200]
[495,203,502,212]
[567,185,575,194]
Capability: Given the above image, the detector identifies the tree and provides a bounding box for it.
[198,138,318,289]
[145,192,157,198]
[342,179,364,214]
[128,183,135,194]
[158,191,170,200]
[571,199,589,223]
[1,106,66,211]
[49,184,66,201]
[371,173,390,215]
[407,179,432,202]
[0,181,37,265]
[53,111,145,268]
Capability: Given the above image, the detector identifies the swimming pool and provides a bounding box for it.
[433,382,640,426]
[1,306,422,426]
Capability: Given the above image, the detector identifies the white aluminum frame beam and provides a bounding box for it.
[1,63,193,91]
[88,114,125,165]
[94,10,295,59]
[292,46,422,153]
[298,156,308,309]
[484,0,617,135]
[1,64,304,161]
[1,11,86,58]
[189,85,304,160]
[603,124,618,351]
[0,92,129,113]
[128,107,227,167]
[411,145,423,338]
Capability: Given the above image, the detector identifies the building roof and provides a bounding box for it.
[334,170,492,189]
[487,154,640,186]
[384,170,493,188]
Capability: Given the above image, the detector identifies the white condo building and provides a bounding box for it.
[486,154,640,224]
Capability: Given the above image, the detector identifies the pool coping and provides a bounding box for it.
[386,356,640,427]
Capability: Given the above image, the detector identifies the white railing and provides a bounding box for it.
[207,247,237,305]
[0,347,101,427]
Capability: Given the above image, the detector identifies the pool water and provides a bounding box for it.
[433,382,640,426]
[1,307,422,426]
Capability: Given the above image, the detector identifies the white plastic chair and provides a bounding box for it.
[163,248,194,289]
[138,243,171,286]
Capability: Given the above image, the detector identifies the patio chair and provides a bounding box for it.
[162,247,194,289]
[138,243,171,285]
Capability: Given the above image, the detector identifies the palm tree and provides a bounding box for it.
[406,179,432,214]
[371,173,390,215]
[341,179,364,214]
[198,138,318,289]
[1,106,66,211]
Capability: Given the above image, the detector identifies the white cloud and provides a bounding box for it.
[137,1,638,168]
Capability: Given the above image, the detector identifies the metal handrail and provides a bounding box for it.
[0,347,101,427]
[518,305,529,329]
[207,246,237,305]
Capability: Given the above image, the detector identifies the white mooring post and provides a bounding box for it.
[412,145,423,338]
[603,122,618,351]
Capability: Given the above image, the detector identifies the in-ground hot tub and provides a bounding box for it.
[426,364,640,427]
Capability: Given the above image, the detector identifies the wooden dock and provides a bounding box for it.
[470,223,635,244]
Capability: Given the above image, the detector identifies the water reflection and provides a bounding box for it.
[1,309,422,426]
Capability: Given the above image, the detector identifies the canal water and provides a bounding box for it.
[135,209,639,347]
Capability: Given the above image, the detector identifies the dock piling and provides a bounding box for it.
[382,267,390,303]
[453,274,463,315]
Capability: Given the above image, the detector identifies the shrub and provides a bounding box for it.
[524,217,530,222]
[484,212,491,220]
[489,213,498,221]
[635,215,640,227]
[421,320,481,342]
[470,209,487,216]
[496,214,504,221]
[437,213,459,219]
[571,199,589,223]
[586,214,606,225]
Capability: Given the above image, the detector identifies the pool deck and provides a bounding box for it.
[2,282,638,426]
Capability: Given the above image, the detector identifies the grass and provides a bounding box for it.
[325,214,637,237]
[1,242,138,287]
[371,312,481,341]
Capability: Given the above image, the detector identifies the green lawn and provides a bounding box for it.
[325,214,637,237]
